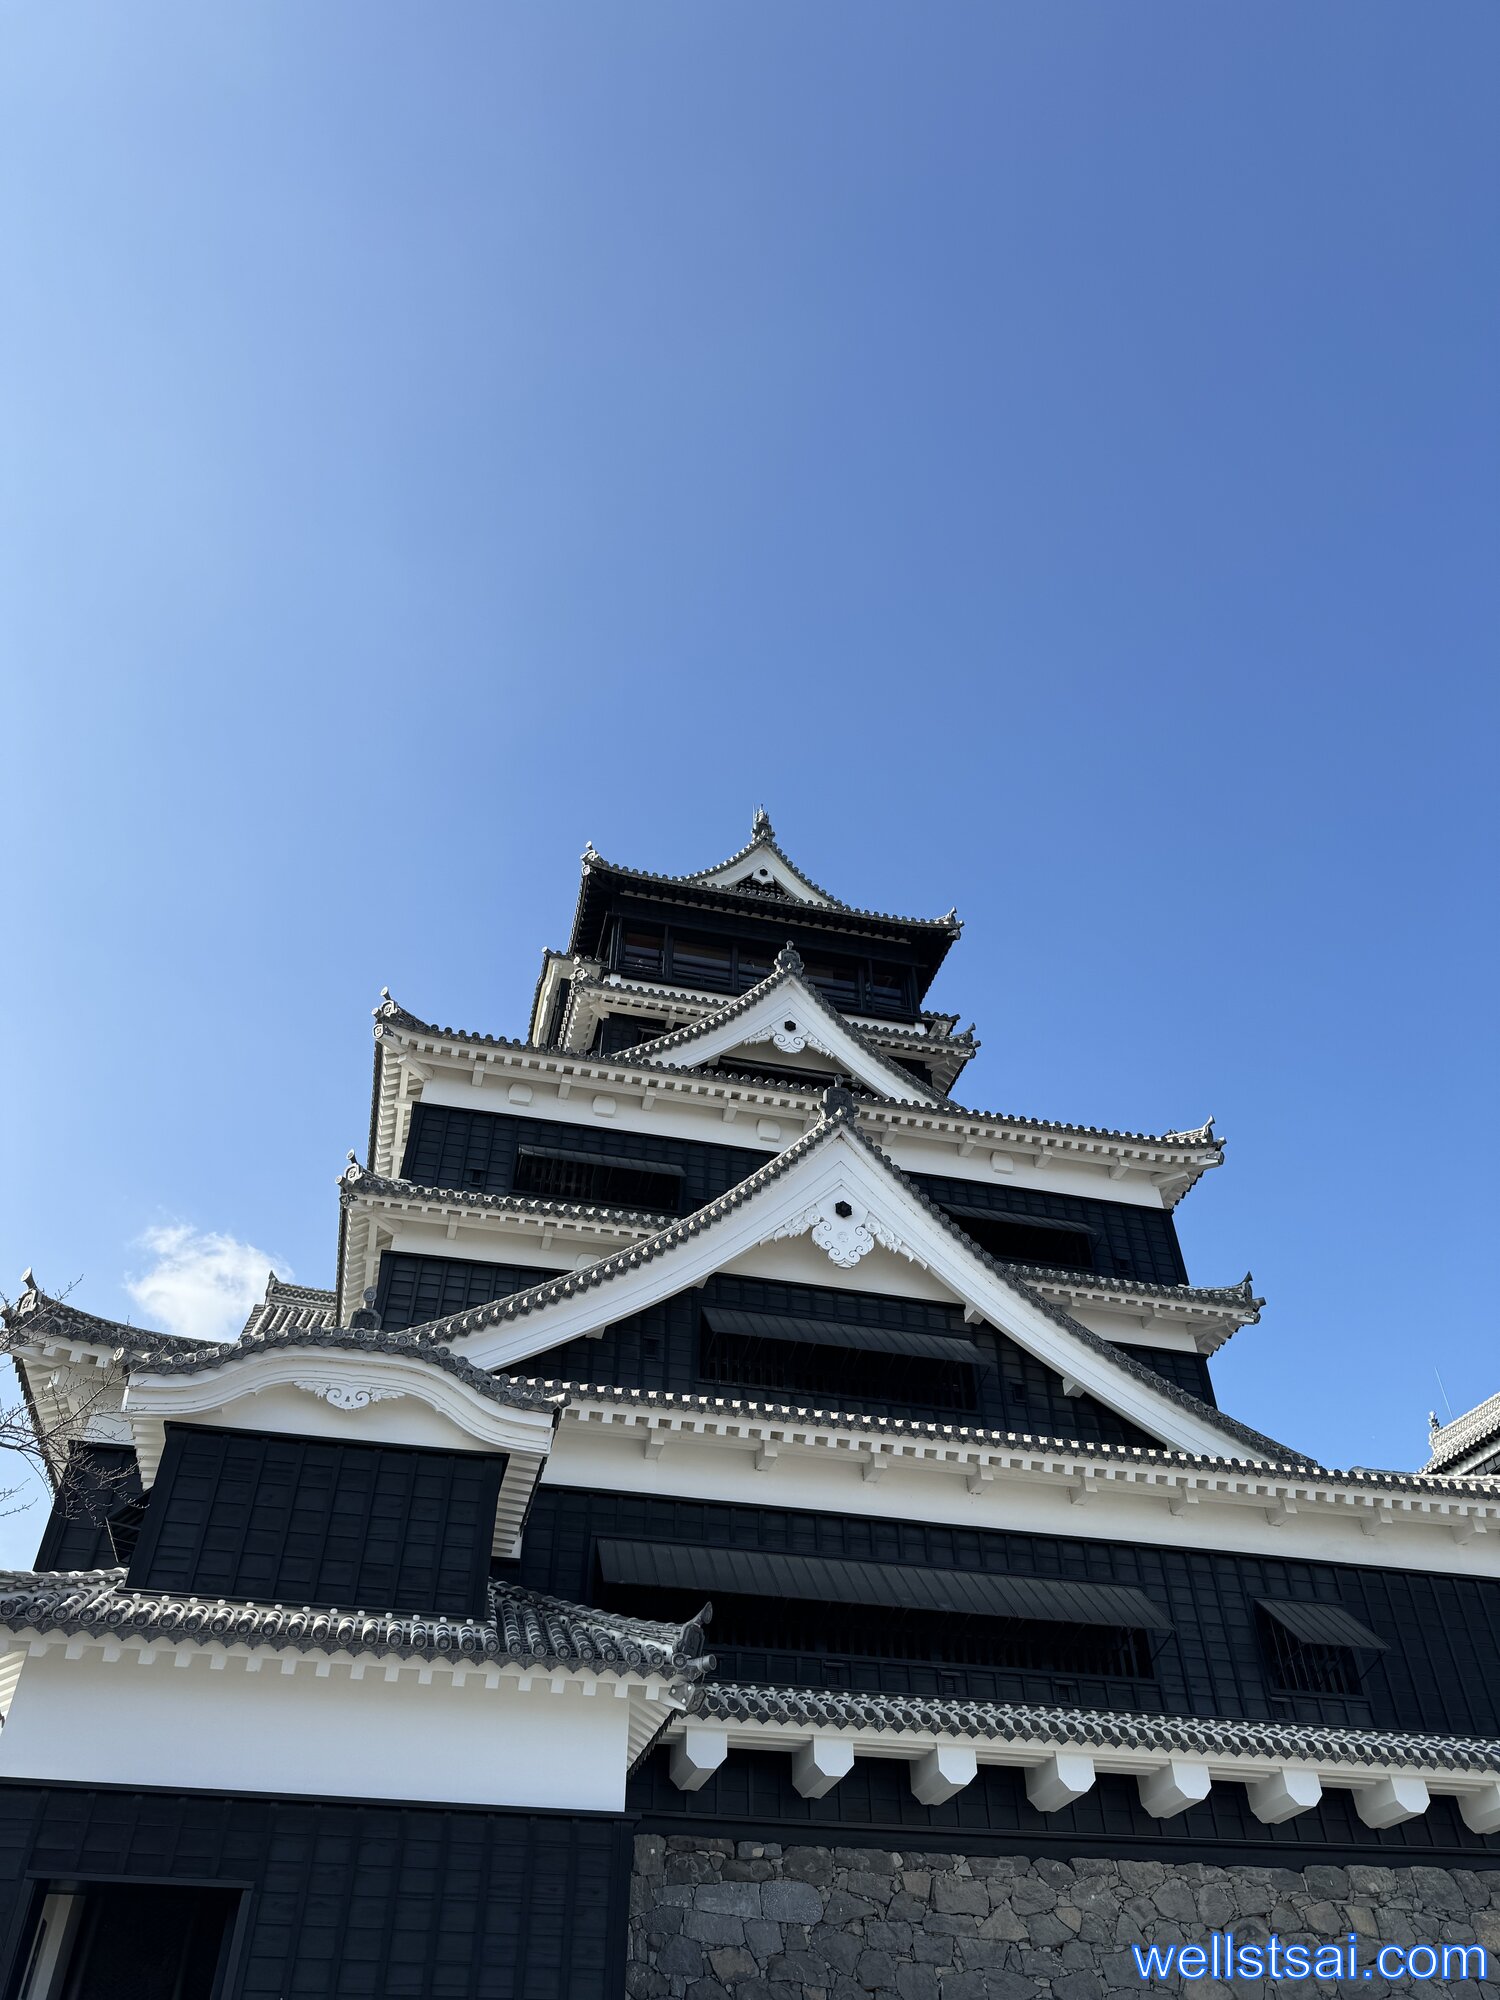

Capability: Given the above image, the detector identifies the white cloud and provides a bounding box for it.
[126,1225,288,1342]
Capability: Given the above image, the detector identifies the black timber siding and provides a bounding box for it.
[33,1444,143,1571]
[400,1109,1189,1290]
[129,1427,504,1619]
[501,1270,1161,1446]
[629,1752,1500,1863]
[0,1785,628,2000]
[400,1106,771,1212]
[508,1488,1500,1739]
[913,1171,1190,1287]
[377,1255,561,1331]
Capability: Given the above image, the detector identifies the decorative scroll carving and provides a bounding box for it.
[293,1381,406,1412]
[765,1195,912,1271]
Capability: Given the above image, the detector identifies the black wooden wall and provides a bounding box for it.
[509,1487,1500,1740]
[0,1785,629,2000]
[398,1106,1192,1295]
[128,1428,504,1619]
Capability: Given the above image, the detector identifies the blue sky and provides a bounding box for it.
[1,4,1495,1559]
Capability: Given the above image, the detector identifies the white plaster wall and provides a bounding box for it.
[544,1422,1500,1579]
[134,1384,498,1455]
[0,1650,635,1812]
[416,1075,1170,1208]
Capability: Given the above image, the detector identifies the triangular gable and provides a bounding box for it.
[686,808,838,907]
[614,948,940,1105]
[418,1099,1296,1464]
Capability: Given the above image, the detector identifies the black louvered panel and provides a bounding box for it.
[596,1539,1170,1631]
[129,1426,504,1619]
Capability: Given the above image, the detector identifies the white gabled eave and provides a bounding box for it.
[613,955,940,1105]
[430,1116,1265,1461]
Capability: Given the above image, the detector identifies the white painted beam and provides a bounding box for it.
[1354,1775,1430,1827]
[1024,1751,1096,1813]
[909,1745,978,1805]
[1245,1768,1323,1824]
[1138,1758,1212,1819]
[791,1736,855,1800]
[668,1727,728,1792]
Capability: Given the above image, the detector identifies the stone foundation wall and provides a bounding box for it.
[628,1835,1500,1999]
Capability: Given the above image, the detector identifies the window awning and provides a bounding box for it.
[516,1144,683,1179]
[1257,1599,1389,1651]
[597,1539,1172,1632]
[937,1203,1094,1238]
[701,1305,985,1367]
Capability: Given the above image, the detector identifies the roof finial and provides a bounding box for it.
[581,840,599,864]
[775,942,803,974]
[752,806,773,840]
[20,1267,36,1293]
[820,1084,857,1121]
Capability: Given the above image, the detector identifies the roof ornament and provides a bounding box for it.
[1430,1411,1442,1435]
[1164,1115,1217,1145]
[751,806,773,840]
[774,942,803,974]
[20,1268,36,1294]
[820,1084,858,1122]
[581,840,599,864]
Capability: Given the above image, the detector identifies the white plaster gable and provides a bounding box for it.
[123,1343,559,1556]
[614,954,939,1105]
[434,1113,1273,1462]
[686,811,836,906]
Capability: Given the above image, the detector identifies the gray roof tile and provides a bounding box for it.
[0,1568,711,1680]
[695,1682,1500,1776]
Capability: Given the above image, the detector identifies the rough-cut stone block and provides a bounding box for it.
[932,1876,989,1916]
[698,1883,764,1916]
[684,1914,746,1947]
[761,1881,823,1923]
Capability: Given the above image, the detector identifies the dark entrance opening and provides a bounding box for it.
[16,1882,239,2000]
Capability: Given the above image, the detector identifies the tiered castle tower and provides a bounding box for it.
[3,814,1499,2000]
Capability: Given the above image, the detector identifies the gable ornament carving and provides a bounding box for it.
[293,1380,407,1412]
[767,1194,916,1271]
[747,1014,832,1059]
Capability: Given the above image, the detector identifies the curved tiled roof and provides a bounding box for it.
[371,1000,1207,1160]
[123,1323,558,1413]
[407,1093,1295,1463]
[341,1164,674,1228]
[695,1682,1500,1776]
[579,810,962,932]
[0,1570,712,1681]
[2,1280,215,1358]
[611,947,941,1105]
[537,1379,1500,1497]
[241,1275,339,1341]
[1425,1389,1500,1473]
